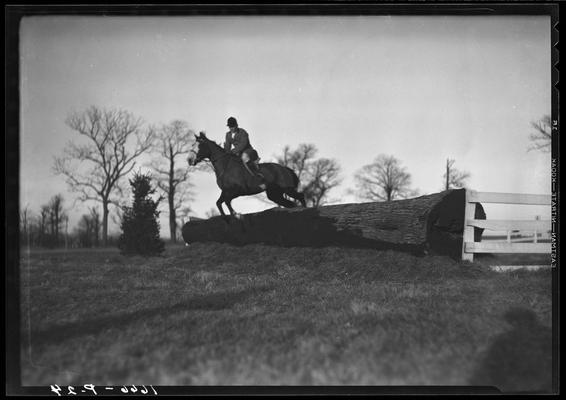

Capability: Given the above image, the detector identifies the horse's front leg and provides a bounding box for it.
[225,196,247,233]
[216,194,229,222]
[224,196,241,220]
[225,199,238,219]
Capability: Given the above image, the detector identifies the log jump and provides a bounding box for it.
[182,188,486,259]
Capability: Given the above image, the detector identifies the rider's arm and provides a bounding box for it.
[224,132,232,152]
[231,129,250,154]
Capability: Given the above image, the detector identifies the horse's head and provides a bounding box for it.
[187,132,212,166]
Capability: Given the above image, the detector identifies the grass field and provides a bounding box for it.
[19,243,554,392]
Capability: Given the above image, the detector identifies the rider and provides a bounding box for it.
[224,117,266,189]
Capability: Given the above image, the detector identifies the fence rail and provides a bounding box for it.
[468,191,551,205]
[461,190,552,261]
[465,242,551,254]
[467,219,551,231]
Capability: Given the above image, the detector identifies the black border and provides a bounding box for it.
[6,4,22,396]
[11,385,503,396]
[5,2,560,396]
[2,2,561,17]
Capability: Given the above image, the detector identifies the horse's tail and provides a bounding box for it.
[285,166,300,189]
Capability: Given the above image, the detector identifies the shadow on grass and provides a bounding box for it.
[26,285,273,347]
[469,307,553,393]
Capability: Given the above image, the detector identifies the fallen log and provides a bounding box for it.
[182,188,485,258]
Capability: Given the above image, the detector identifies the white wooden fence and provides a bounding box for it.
[461,190,552,261]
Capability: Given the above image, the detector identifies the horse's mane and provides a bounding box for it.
[201,133,236,157]
[204,136,226,152]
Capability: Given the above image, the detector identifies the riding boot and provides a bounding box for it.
[247,161,266,189]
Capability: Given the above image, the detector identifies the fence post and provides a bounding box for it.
[461,189,475,261]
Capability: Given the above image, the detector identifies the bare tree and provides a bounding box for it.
[302,158,342,207]
[278,144,317,182]
[35,196,66,248]
[89,206,101,247]
[443,158,470,190]
[54,106,153,246]
[148,120,196,243]
[276,144,342,207]
[78,213,94,248]
[20,205,32,246]
[353,154,415,202]
[62,214,69,249]
[48,194,66,243]
[38,205,50,246]
[528,115,552,153]
[75,207,101,248]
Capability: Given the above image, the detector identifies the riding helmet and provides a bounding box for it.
[227,117,238,128]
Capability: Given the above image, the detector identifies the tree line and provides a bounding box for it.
[21,107,550,248]
[20,195,70,248]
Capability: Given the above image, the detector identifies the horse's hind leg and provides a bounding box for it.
[284,188,307,207]
[266,187,296,208]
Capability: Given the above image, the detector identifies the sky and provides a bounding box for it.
[19,15,553,237]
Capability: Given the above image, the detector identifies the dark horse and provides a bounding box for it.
[187,132,306,219]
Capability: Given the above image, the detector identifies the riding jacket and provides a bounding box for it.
[224,128,255,158]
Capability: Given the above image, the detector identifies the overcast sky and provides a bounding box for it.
[20,15,552,237]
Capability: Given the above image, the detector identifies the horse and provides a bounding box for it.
[187,132,306,220]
